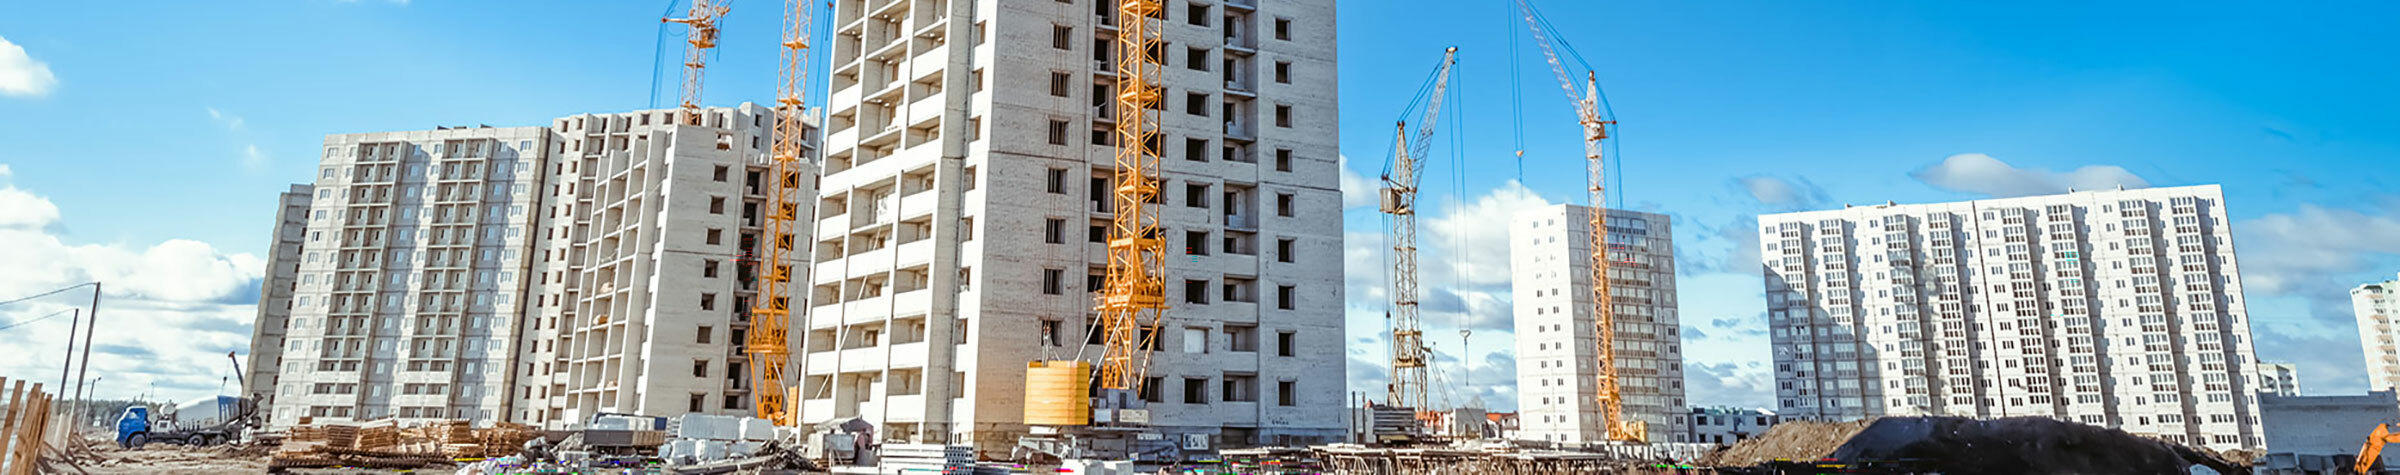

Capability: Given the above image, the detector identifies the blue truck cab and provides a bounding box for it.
[116,406,151,447]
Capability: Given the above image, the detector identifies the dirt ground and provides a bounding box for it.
[51,440,272,474]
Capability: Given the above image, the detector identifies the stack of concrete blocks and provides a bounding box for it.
[878,444,971,474]
[663,414,778,465]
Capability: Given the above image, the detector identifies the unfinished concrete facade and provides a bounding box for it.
[1758,186,2265,451]
[244,184,313,404]
[264,105,820,430]
[269,127,551,427]
[515,104,819,428]
[801,0,1345,451]
[1509,204,1687,443]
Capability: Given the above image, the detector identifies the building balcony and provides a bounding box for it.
[889,341,928,369]
[839,347,888,373]
[892,288,930,318]
[846,295,892,324]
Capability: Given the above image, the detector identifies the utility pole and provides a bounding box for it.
[72,282,100,406]
[56,308,78,398]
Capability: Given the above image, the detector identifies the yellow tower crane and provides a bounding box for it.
[1094,0,1170,398]
[1019,0,1174,464]
[747,0,815,427]
[1515,0,1646,444]
[1022,0,1190,463]
[663,0,729,126]
[1381,47,1458,418]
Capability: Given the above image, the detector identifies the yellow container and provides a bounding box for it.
[1024,360,1092,426]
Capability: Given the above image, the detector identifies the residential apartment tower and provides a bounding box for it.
[1757,186,2264,450]
[1509,204,1687,443]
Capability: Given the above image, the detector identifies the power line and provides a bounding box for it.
[0,282,98,309]
[0,308,76,332]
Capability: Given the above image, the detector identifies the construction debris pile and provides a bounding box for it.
[1705,416,2250,474]
[1310,440,1718,474]
[267,419,539,470]
[1701,418,1876,466]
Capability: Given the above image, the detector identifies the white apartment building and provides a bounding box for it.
[245,184,313,403]
[270,126,552,426]
[265,104,817,429]
[518,105,817,428]
[1759,185,2265,450]
[2354,274,2400,392]
[801,0,1345,451]
[1510,205,1687,443]
[2256,362,2298,397]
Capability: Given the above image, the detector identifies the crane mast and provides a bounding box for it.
[1515,0,1645,443]
[1382,48,1457,414]
[1098,0,1168,393]
[748,0,814,426]
[664,0,729,126]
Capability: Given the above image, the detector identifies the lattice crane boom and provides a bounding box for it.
[1515,0,1645,444]
[1382,48,1457,414]
[1098,0,1169,393]
[748,0,814,427]
[664,0,729,126]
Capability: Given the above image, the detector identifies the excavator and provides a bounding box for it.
[2359,424,2398,473]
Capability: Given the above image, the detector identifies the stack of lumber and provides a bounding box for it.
[355,419,399,452]
[323,424,359,450]
[476,422,539,458]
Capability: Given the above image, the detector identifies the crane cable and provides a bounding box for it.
[1519,0,1626,208]
[1506,0,1526,182]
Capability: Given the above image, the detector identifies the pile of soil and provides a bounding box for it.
[1825,416,2245,474]
[1699,418,1876,466]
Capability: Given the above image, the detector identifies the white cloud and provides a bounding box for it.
[1736,176,1829,212]
[1346,181,1553,329]
[1910,153,2148,197]
[2236,204,2400,297]
[0,186,59,229]
[244,145,266,168]
[0,36,56,98]
[207,107,246,131]
[1345,181,1557,411]
[206,108,266,169]
[0,165,262,403]
[1338,155,1375,209]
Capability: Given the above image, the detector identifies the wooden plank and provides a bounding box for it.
[20,392,50,475]
[11,386,40,475]
[0,379,20,474]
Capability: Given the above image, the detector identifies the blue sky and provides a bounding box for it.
[3,1,2399,409]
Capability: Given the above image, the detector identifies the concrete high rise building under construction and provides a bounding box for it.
[792,0,1346,451]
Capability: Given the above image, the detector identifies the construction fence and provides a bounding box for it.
[0,377,64,475]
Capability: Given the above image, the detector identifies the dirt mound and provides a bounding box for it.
[1826,416,2245,474]
[1700,418,1875,466]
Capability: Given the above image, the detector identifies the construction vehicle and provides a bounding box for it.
[2359,423,2398,473]
[117,352,261,447]
[1514,0,1646,443]
[1374,46,1458,446]
[1016,0,1183,468]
